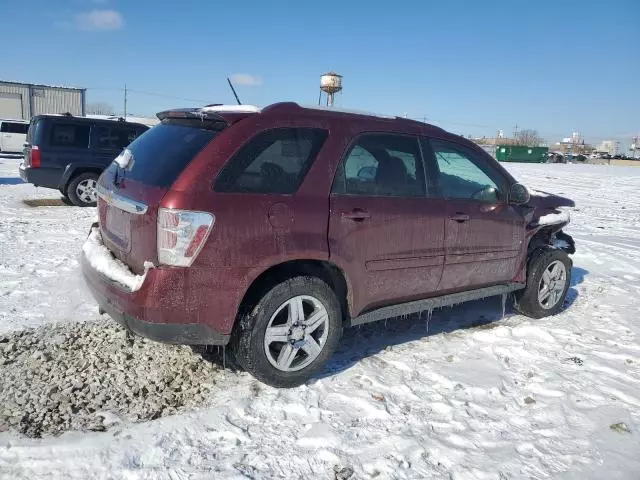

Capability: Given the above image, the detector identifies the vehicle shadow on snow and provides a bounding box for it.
[197,266,589,381]
[0,177,23,185]
[318,266,589,380]
[564,266,588,309]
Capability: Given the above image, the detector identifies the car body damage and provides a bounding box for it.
[525,192,576,255]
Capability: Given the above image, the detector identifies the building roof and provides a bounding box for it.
[0,80,86,91]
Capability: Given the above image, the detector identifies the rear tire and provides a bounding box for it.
[515,248,572,318]
[231,276,343,388]
[67,172,99,207]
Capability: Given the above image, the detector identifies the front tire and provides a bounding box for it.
[67,172,99,207]
[231,276,343,388]
[515,248,572,318]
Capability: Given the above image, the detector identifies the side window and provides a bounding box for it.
[333,134,425,197]
[215,128,328,194]
[1,122,28,134]
[50,123,90,148]
[95,125,119,149]
[430,139,500,202]
[94,125,145,149]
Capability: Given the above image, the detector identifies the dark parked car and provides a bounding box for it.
[81,103,576,387]
[19,114,148,206]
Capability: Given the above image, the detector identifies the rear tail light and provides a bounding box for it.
[157,208,214,266]
[30,146,41,168]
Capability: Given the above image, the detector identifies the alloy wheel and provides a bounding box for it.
[75,179,97,204]
[538,260,567,309]
[263,295,329,372]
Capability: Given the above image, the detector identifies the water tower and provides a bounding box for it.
[319,71,343,107]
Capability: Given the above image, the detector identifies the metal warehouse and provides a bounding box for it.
[0,80,86,120]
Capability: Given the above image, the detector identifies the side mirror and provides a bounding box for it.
[509,183,530,205]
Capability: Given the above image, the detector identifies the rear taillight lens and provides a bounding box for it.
[157,208,214,267]
[30,146,41,168]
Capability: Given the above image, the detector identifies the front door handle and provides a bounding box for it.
[341,209,370,221]
[448,213,470,222]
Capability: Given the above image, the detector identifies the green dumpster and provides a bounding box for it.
[496,145,548,163]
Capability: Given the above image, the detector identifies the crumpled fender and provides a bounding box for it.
[526,191,574,228]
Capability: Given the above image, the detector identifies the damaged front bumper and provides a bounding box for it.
[553,230,576,254]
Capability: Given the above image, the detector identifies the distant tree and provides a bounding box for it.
[86,102,115,115]
[514,129,544,146]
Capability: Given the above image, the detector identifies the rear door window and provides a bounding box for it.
[214,128,328,194]
[122,122,216,186]
[332,134,426,197]
[49,123,91,148]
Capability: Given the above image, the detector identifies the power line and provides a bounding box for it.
[85,86,213,104]
[126,88,212,104]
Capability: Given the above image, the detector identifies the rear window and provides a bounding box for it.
[123,123,216,187]
[214,128,328,194]
[26,119,44,144]
[50,123,91,148]
[0,122,28,134]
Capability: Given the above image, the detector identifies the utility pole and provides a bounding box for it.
[124,84,127,119]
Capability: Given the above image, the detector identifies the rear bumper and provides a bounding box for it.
[19,164,62,189]
[81,224,239,345]
[89,278,230,345]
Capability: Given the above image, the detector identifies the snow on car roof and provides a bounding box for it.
[200,105,262,113]
[0,118,29,123]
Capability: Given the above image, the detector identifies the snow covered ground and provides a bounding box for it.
[1,156,639,479]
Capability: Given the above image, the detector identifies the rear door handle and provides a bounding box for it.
[448,213,470,222]
[341,209,371,221]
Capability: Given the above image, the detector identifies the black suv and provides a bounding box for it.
[19,114,148,206]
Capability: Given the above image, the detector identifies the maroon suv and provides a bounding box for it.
[81,103,575,387]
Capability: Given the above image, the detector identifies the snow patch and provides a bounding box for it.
[201,105,261,113]
[297,422,340,449]
[538,210,570,226]
[512,325,557,343]
[113,149,133,169]
[81,227,153,292]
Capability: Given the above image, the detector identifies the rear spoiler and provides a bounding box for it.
[156,108,226,122]
[156,109,228,130]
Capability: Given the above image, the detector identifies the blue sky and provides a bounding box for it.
[2,0,638,146]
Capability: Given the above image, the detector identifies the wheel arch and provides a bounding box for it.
[527,223,567,258]
[59,165,103,192]
[236,259,353,329]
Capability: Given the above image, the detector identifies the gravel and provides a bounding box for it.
[0,319,222,438]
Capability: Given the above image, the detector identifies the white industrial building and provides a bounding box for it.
[0,80,86,120]
[597,140,620,155]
